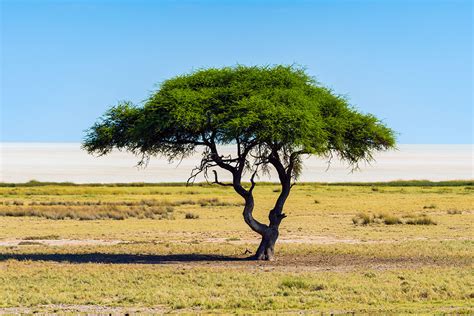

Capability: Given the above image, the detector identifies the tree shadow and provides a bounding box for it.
[0,253,252,264]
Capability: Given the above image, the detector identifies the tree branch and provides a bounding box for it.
[249,168,259,193]
[212,170,233,187]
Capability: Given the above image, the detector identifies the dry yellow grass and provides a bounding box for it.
[0,183,472,313]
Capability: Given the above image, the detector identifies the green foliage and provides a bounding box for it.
[83,65,395,180]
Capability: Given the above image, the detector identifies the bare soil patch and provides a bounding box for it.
[1,251,470,273]
[206,236,363,244]
[0,236,470,247]
[0,304,170,315]
[0,239,122,247]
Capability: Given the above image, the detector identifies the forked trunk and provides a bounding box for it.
[234,160,290,261]
[240,194,286,260]
[240,195,283,261]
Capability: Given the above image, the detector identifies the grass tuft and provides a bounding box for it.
[352,212,372,225]
[198,198,242,207]
[374,213,402,225]
[352,212,436,226]
[405,215,437,225]
[23,235,60,240]
[279,278,310,290]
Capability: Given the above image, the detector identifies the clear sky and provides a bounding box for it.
[1,0,472,143]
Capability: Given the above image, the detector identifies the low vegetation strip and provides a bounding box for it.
[0,198,241,220]
[352,212,437,226]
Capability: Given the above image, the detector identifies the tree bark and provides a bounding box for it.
[237,189,282,261]
[240,192,288,260]
[248,151,293,260]
[254,226,279,260]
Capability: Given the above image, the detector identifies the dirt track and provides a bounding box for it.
[1,236,471,273]
[1,249,470,273]
[1,235,471,247]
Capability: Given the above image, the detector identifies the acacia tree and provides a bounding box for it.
[83,65,395,260]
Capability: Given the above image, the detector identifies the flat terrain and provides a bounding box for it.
[0,182,472,313]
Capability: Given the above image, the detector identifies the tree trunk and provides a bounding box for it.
[232,160,290,261]
[239,194,282,261]
[238,184,289,261]
[207,142,294,261]
[254,227,279,260]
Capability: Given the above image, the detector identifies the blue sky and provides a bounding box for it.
[1,0,472,143]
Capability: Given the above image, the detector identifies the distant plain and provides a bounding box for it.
[1,143,472,183]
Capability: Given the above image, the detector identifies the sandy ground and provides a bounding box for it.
[0,235,471,247]
[1,304,468,315]
[0,240,471,273]
[0,305,170,315]
[0,236,362,247]
[0,239,123,247]
[0,305,358,315]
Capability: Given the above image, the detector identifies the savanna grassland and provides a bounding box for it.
[0,181,472,314]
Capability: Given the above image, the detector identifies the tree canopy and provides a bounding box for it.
[83,65,396,260]
[84,65,394,175]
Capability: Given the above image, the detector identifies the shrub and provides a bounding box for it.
[198,198,219,206]
[352,212,427,226]
[352,212,372,225]
[375,213,402,225]
[384,216,402,225]
[311,284,325,291]
[0,203,175,220]
[405,215,437,225]
[185,212,199,219]
[198,198,242,207]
